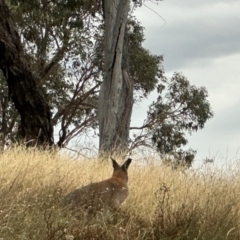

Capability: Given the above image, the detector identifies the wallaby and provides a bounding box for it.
[62,158,132,213]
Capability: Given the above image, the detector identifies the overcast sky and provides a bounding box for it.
[131,0,240,164]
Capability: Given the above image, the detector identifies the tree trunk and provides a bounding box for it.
[0,0,54,146]
[98,0,133,156]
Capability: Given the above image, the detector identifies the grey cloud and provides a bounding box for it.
[136,1,240,71]
[133,1,240,161]
[208,102,240,134]
[163,0,238,8]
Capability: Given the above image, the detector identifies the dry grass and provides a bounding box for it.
[0,147,240,239]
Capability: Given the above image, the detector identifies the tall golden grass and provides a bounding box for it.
[0,147,240,239]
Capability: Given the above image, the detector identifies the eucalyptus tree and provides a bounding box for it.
[98,0,213,164]
[0,0,213,165]
[1,0,103,147]
[130,73,213,167]
[98,0,132,155]
[1,0,161,150]
[0,0,53,146]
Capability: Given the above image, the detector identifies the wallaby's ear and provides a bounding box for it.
[122,158,132,171]
[111,157,120,169]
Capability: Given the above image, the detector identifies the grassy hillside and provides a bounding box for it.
[0,147,240,239]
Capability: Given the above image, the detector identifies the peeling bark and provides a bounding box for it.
[98,0,133,155]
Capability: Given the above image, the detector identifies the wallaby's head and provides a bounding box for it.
[111,157,132,185]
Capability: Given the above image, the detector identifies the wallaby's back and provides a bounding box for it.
[62,158,132,212]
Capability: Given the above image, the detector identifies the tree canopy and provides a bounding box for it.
[0,0,213,165]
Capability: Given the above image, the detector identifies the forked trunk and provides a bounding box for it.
[98,0,133,156]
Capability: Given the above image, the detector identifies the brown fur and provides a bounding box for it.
[62,158,132,213]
